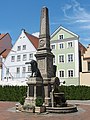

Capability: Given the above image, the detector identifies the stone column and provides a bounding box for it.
[44,85,50,106]
[34,85,36,105]
[27,86,29,98]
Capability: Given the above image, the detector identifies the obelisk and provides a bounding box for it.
[35,6,54,106]
[35,6,54,78]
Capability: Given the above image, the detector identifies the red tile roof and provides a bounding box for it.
[0,34,6,39]
[1,49,11,58]
[0,33,12,58]
[24,32,39,49]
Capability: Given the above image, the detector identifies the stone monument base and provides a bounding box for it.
[24,97,35,106]
[24,77,43,106]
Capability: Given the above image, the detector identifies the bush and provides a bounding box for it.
[35,97,43,107]
[0,85,90,102]
[0,86,27,102]
[59,85,90,100]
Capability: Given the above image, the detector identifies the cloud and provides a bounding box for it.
[80,37,90,42]
[32,32,39,38]
[80,25,90,29]
[62,0,90,24]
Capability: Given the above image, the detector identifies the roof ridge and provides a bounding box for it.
[24,31,39,49]
[0,33,8,40]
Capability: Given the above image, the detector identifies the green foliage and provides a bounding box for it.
[0,86,27,102]
[35,97,43,107]
[59,85,90,100]
[0,85,90,102]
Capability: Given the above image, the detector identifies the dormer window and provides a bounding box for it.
[58,35,64,40]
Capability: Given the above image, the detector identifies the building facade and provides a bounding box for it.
[0,33,12,81]
[2,30,39,85]
[50,26,80,86]
[80,44,90,86]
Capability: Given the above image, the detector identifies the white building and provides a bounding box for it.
[2,29,39,85]
[0,33,12,82]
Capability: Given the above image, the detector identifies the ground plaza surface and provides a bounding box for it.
[0,100,90,120]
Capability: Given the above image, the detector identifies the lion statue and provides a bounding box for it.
[30,60,41,77]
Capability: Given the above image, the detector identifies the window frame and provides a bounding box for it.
[58,54,65,63]
[11,56,15,62]
[59,42,64,49]
[17,46,21,51]
[51,44,56,50]
[58,34,64,40]
[59,70,65,78]
[67,53,74,62]
[67,41,73,48]
[22,67,26,73]
[23,54,27,61]
[16,67,20,74]
[22,45,26,50]
[17,55,21,62]
[67,69,74,77]
[29,53,33,60]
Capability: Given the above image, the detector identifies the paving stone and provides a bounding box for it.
[0,101,90,120]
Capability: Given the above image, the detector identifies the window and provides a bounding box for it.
[68,54,74,62]
[29,53,33,60]
[17,46,21,51]
[59,71,64,77]
[68,42,73,48]
[28,66,31,72]
[59,35,64,40]
[68,70,74,77]
[23,54,27,61]
[59,43,64,49]
[59,55,64,63]
[22,67,26,73]
[88,62,90,71]
[23,45,26,50]
[51,45,55,49]
[16,67,20,74]
[17,55,21,62]
[11,56,15,62]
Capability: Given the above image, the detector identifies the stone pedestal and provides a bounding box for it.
[24,77,43,106]
[35,52,54,78]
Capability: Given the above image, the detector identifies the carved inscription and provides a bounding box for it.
[38,59,45,69]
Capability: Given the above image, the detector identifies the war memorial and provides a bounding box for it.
[18,6,77,113]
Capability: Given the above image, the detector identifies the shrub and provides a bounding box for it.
[35,97,43,107]
[59,85,90,100]
[0,86,27,102]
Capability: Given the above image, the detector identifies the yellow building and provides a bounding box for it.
[80,44,90,86]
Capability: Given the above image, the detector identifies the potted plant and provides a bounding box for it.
[35,97,46,113]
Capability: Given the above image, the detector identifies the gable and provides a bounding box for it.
[10,31,37,54]
[51,26,79,41]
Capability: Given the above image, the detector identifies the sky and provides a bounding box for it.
[0,0,90,47]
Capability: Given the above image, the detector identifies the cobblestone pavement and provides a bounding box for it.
[0,101,90,120]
